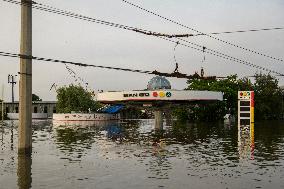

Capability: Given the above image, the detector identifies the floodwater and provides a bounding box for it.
[0,119,283,189]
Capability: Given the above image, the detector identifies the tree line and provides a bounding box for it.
[173,73,284,121]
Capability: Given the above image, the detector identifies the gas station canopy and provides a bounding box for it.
[97,90,223,104]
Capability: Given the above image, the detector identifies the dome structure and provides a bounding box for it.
[147,76,171,90]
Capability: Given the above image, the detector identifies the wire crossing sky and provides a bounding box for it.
[122,0,284,63]
[0,0,283,101]
[2,0,282,76]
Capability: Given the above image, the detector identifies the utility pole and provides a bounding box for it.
[1,85,4,121]
[8,74,17,112]
[19,0,32,154]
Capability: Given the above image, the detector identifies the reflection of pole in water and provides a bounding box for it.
[1,124,3,146]
[147,134,170,180]
[154,110,163,130]
[11,121,14,151]
[164,110,172,127]
[17,153,32,189]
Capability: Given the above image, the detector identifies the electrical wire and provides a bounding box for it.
[122,0,284,62]
[173,41,179,72]
[0,51,152,74]
[5,0,284,38]
[193,27,284,36]
[1,49,283,78]
[1,0,283,76]
[2,0,195,38]
[0,51,221,80]
[132,28,193,38]
[159,37,284,76]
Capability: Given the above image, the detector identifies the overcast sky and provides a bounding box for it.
[0,0,283,101]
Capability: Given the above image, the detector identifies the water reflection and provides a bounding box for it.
[1,120,283,188]
[0,122,4,148]
[238,123,255,160]
[17,153,32,189]
[10,121,14,151]
[147,134,171,180]
[53,120,124,162]
[106,123,123,142]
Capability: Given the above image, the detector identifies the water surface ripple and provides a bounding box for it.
[0,120,283,189]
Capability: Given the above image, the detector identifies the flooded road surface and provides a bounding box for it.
[0,120,284,189]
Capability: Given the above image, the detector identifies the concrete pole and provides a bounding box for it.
[11,75,16,112]
[19,0,32,154]
[8,75,17,112]
[1,101,3,121]
[154,110,163,130]
[12,76,14,112]
[1,85,4,121]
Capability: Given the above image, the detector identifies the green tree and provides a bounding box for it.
[254,73,283,120]
[172,106,189,121]
[177,75,253,121]
[173,72,283,122]
[56,84,101,113]
[186,75,250,116]
[32,94,42,101]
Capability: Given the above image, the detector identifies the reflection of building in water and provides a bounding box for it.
[53,120,119,128]
[238,123,254,160]
[106,124,123,141]
[53,121,123,161]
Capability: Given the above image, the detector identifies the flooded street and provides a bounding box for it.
[0,120,284,189]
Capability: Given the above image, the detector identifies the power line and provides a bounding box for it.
[0,50,283,79]
[2,0,138,31]
[2,0,195,38]
[0,51,173,76]
[134,27,284,37]
[173,41,179,71]
[159,37,284,76]
[1,0,282,76]
[132,28,193,38]
[193,27,284,36]
[151,29,284,76]
[5,0,283,39]
[0,51,228,80]
[4,0,283,38]
[122,0,284,62]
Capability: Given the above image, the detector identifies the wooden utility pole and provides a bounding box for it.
[19,0,32,154]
